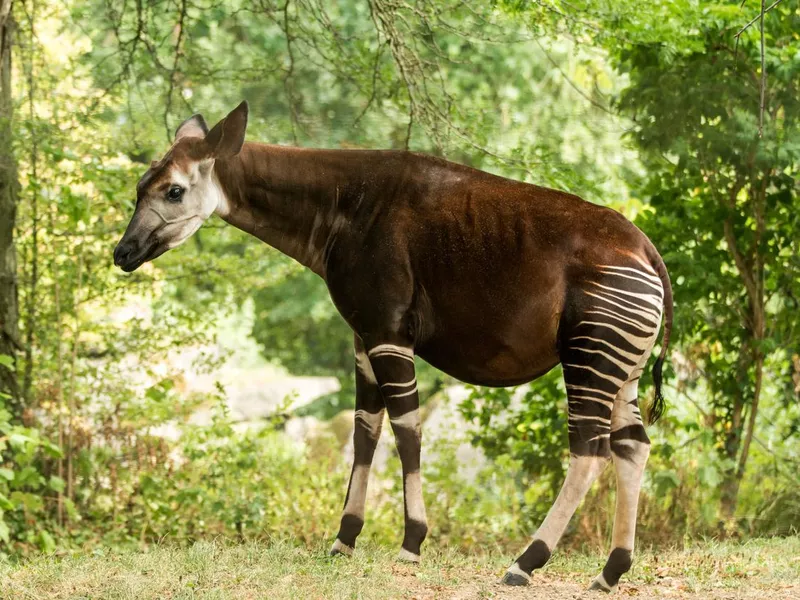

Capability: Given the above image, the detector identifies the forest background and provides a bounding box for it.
[0,0,798,560]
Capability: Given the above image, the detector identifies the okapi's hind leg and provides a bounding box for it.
[502,361,619,586]
[331,335,386,557]
[590,365,652,593]
[503,262,664,588]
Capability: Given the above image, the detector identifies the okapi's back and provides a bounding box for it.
[400,155,652,278]
[384,153,662,387]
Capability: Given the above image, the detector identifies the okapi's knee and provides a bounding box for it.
[591,548,633,593]
[569,423,613,460]
[610,424,650,463]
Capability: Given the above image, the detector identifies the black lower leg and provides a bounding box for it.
[590,548,632,591]
[401,514,428,555]
[335,511,364,549]
[501,539,551,585]
[517,539,552,573]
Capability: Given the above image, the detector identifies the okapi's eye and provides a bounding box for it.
[166,185,184,202]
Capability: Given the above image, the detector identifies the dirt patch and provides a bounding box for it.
[392,565,800,600]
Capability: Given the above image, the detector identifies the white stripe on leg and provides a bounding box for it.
[343,464,370,521]
[404,471,427,525]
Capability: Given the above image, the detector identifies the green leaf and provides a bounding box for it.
[49,476,66,493]
[0,520,9,544]
[0,355,14,371]
[38,530,56,554]
[10,491,43,512]
[64,498,78,520]
[0,468,13,481]
[0,493,14,511]
[9,433,35,447]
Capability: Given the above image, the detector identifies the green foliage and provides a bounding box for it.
[613,0,799,518]
[130,401,348,546]
[251,269,353,385]
[458,371,568,519]
[0,0,798,561]
[0,396,62,556]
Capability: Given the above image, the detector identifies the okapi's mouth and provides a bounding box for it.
[113,236,164,273]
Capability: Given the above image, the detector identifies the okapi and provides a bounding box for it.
[114,101,673,592]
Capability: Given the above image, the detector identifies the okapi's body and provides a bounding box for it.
[115,102,673,593]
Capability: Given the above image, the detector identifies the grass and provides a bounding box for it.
[1,537,798,599]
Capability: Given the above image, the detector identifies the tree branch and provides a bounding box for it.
[734,0,784,40]
[164,0,189,141]
[722,179,759,318]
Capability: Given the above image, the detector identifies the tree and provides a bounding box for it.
[613,1,799,521]
[0,0,20,415]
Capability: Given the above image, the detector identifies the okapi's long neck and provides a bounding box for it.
[213,143,360,277]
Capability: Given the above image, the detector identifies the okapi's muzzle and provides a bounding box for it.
[113,208,168,273]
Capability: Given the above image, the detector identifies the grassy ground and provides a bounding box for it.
[1,537,798,600]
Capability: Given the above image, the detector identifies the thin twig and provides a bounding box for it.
[734,0,784,40]
[534,38,616,117]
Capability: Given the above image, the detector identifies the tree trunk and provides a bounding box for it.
[719,384,745,522]
[718,175,769,524]
[0,0,22,416]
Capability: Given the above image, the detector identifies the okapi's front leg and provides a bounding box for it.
[331,335,386,557]
[366,341,427,562]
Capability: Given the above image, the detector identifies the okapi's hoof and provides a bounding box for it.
[588,577,614,594]
[396,548,421,563]
[501,566,531,586]
[329,539,353,557]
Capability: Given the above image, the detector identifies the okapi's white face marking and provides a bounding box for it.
[114,160,225,272]
[147,162,228,249]
[114,101,248,272]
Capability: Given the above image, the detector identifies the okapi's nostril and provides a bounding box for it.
[114,242,133,266]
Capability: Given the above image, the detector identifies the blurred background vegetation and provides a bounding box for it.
[0,0,798,558]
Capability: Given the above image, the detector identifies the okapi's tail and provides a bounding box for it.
[646,245,673,425]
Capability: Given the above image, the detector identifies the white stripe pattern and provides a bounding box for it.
[566,384,617,399]
[583,290,661,321]
[381,378,416,388]
[589,282,663,310]
[385,385,418,399]
[597,264,661,283]
[570,336,642,362]
[368,344,414,362]
[563,363,626,387]
[597,268,664,293]
[389,408,420,430]
[354,409,383,437]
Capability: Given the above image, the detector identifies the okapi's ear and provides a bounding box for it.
[175,114,209,141]
[204,101,249,159]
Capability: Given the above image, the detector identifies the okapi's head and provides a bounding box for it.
[113,101,249,272]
